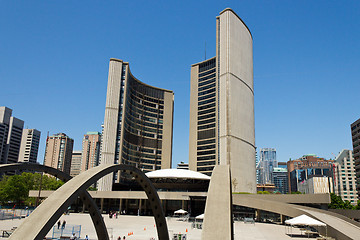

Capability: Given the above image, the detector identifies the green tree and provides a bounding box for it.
[0,172,64,206]
[328,193,355,210]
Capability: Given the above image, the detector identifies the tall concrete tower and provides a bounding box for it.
[189,8,256,193]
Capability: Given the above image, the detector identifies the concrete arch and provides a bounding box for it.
[233,194,360,240]
[8,164,169,240]
[0,163,109,240]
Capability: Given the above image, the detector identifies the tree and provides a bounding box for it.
[328,193,354,210]
[0,172,64,206]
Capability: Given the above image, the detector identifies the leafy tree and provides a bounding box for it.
[0,172,64,206]
[328,193,355,210]
[356,200,360,210]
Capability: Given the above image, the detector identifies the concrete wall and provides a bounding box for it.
[162,91,174,169]
[98,59,123,191]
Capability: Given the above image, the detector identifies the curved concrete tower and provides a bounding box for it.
[99,58,174,191]
[189,8,256,193]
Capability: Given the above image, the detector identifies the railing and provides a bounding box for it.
[0,209,33,220]
[52,224,81,239]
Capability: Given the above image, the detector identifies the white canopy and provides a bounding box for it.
[195,213,204,220]
[174,209,188,214]
[285,214,326,226]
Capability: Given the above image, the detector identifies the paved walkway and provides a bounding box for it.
[0,213,317,240]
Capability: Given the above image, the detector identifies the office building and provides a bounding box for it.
[257,148,277,184]
[333,150,358,205]
[81,132,101,172]
[287,154,333,193]
[70,151,82,177]
[273,167,288,194]
[99,58,174,191]
[350,118,360,199]
[188,8,255,193]
[43,133,74,175]
[18,129,41,163]
[0,106,24,164]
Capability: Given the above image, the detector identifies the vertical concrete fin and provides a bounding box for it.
[202,165,233,240]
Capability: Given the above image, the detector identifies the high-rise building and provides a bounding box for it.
[70,150,82,177]
[287,154,333,193]
[188,8,255,193]
[257,148,277,184]
[18,129,41,163]
[81,132,101,172]
[273,167,288,194]
[0,106,24,164]
[350,118,360,199]
[99,58,174,191]
[43,133,74,175]
[333,150,358,205]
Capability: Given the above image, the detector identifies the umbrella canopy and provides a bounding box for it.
[195,213,204,220]
[174,209,188,214]
[285,214,326,226]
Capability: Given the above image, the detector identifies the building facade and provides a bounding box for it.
[189,8,256,193]
[333,150,358,205]
[298,176,332,194]
[70,150,82,177]
[350,118,360,199]
[257,148,277,184]
[18,129,41,163]
[43,133,74,175]
[99,58,174,191]
[287,155,333,193]
[0,106,24,164]
[273,167,288,194]
[81,132,101,172]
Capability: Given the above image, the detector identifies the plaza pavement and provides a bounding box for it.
[0,213,314,240]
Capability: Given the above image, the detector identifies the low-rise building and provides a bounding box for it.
[298,176,332,194]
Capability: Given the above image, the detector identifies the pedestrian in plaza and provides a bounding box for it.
[123,236,126,240]
[57,220,61,229]
[85,235,89,240]
[62,220,66,229]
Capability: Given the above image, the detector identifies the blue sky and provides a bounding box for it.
[1,1,359,166]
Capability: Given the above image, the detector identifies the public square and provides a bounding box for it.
[0,213,311,240]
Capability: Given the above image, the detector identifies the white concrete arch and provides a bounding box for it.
[0,163,109,240]
[6,164,169,240]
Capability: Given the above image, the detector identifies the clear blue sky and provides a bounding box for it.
[1,1,359,166]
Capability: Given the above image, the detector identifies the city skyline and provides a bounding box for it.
[1,1,360,167]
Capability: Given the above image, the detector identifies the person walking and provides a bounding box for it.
[57,220,61,229]
[62,220,66,229]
